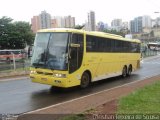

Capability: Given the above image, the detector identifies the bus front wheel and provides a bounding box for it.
[80,72,90,88]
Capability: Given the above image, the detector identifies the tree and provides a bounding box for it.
[74,24,85,29]
[0,16,34,49]
[0,16,13,49]
[11,21,34,49]
[0,16,12,25]
[103,29,125,37]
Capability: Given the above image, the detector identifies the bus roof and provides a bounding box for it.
[38,28,84,33]
[37,28,141,43]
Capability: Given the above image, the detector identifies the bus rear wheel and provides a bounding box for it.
[122,66,127,77]
[127,65,132,76]
[80,72,90,88]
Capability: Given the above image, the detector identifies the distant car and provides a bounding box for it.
[147,42,160,51]
[0,49,26,62]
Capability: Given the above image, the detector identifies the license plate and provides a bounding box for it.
[41,78,48,81]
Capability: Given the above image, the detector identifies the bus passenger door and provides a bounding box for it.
[69,33,84,74]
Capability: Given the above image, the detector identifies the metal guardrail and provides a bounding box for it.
[141,49,158,58]
[0,59,30,74]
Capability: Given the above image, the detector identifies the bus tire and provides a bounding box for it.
[80,72,90,88]
[122,66,127,77]
[127,65,132,76]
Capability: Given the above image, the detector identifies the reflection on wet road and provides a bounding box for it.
[0,55,160,114]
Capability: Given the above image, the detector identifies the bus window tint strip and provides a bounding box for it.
[86,35,140,53]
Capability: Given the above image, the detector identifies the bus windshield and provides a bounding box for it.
[31,32,69,70]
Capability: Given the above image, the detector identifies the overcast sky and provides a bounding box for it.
[1,0,160,25]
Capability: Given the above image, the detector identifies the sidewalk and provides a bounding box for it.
[0,71,29,80]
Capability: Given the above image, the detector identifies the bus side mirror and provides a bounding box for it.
[70,43,80,47]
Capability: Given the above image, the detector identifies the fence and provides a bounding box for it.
[141,49,158,58]
[0,58,30,78]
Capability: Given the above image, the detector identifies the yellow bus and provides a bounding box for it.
[30,28,141,88]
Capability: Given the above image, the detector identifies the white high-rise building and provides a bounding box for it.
[51,16,75,28]
[39,11,51,29]
[64,16,75,28]
[111,19,122,31]
[142,15,152,28]
[111,19,122,27]
[31,11,76,30]
[130,15,152,33]
[88,11,96,31]
[52,16,65,28]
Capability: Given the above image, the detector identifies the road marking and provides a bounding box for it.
[25,74,160,114]
[142,61,160,65]
[0,77,29,82]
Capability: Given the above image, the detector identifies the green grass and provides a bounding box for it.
[117,80,160,114]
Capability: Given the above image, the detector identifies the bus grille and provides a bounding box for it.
[36,71,53,75]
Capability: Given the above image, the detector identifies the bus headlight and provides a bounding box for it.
[54,73,66,78]
[30,70,36,74]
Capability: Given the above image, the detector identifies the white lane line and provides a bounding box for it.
[26,74,160,114]
[0,77,29,82]
[143,62,160,65]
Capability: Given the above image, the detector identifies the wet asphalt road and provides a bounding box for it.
[0,55,160,114]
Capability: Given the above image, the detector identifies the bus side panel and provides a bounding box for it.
[83,52,141,82]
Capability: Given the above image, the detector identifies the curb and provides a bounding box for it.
[0,71,29,81]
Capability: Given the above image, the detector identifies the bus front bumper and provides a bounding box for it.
[30,73,70,88]
[30,73,80,88]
